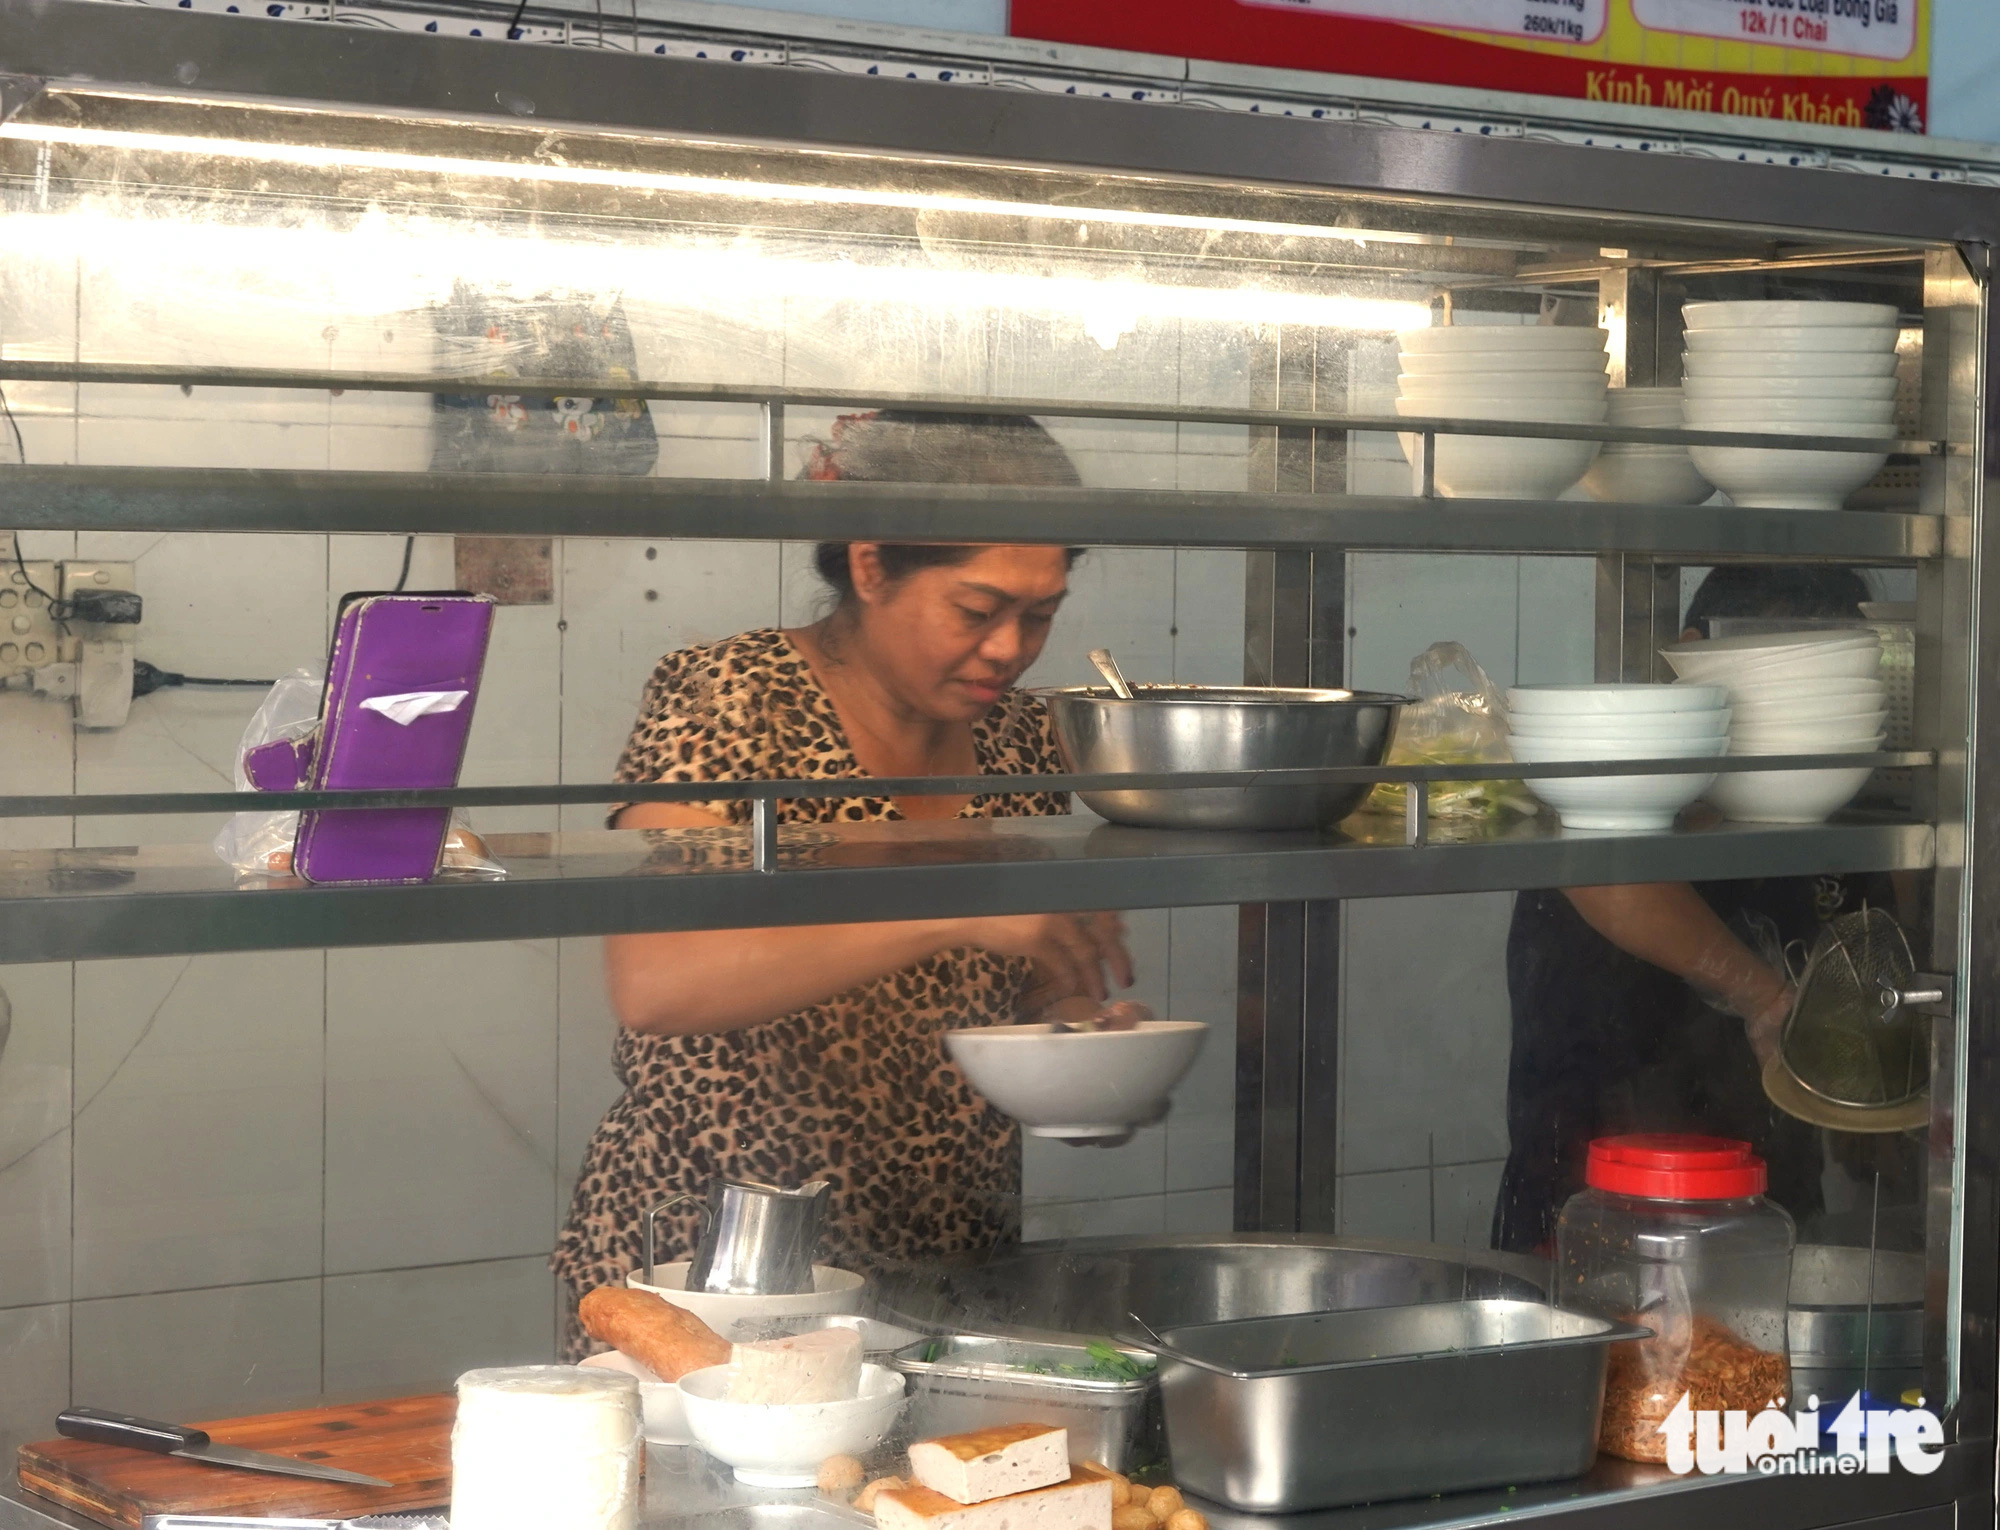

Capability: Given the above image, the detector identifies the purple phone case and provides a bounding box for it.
[290,593,496,885]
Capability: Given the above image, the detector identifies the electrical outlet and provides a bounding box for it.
[0,556,61,679]
[61,560,139,641]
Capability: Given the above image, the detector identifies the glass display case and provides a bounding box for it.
[0,5,1990,1530]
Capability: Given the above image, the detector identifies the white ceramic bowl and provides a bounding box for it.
[1727,676,1887,705]
[1664,651,1883,688]
[626,1263,866,1333]
[1580,450,1711,505]
[1506,734,1730,761]
[1681,375,1899,402]
[945,1020,1207,1138]
[1707,764,1875,824]
[1730,727,1885,753]
[1687,443,1889,511]
[1400,326,1609,354]
[1508,683,1728,717]
[581,1350,691,1445]
[1660,632,1880,683]
[1508,736,1722,831]
[1682,395,1896,423]
[1683,350,1901,380]
[1684,325,1898,354]
[1399,375,1610,402]
[679,1362,907,1487]
[1665,629,1877,662]
[1731,697,1888,726]
[1507,712,1731,744]
[1393,401,1604,499]
[1683,300,1900,330]
[1399,350,1610,376]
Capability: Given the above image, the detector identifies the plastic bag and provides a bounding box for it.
[1366,642,1537,823]
[213,666,505,880]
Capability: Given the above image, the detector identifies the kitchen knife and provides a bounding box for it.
[58,1409,395,1488]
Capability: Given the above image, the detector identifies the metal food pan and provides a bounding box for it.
[890,1335,1157,1472]
[1151,1300,1645,1511]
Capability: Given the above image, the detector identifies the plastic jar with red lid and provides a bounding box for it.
[1556,1134,1795,1464]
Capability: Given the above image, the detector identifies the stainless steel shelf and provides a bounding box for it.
[0,814,1933,964]
[0,466,1938,558]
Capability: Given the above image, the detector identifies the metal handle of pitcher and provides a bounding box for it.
[643,1193,712,1287]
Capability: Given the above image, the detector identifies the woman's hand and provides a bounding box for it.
[958,912,1134,1002]
[1742,984,1795,1068]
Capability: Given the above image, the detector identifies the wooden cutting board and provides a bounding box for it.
[15,1394,454,1530]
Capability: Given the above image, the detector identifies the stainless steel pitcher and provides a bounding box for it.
[647,1177,831,1296]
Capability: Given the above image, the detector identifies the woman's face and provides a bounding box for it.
[848,544,1071,720]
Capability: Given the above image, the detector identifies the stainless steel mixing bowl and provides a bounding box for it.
[1040,684,1408,830]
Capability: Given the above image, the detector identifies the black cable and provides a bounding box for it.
[132,661,276,698]
[393,535,416,592]
[11,534,69,636]
[506,0,531,38]
[0,383,23,464]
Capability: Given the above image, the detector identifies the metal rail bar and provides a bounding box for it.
[0,364,1946,455]
[0,467,1941,557]
[0,752,1933,818]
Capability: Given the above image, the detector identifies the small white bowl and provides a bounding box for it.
[1400,325,1609,353]
[945,1019,1207,1138]
[580,1350,691,1445]
[1581,450,1710,505]
[1684,325,1898,354]
[626,1262,866,1334]
[1682,300,1900,330]
[1682,375,1899,402]
[679,1362,907,1487]
[1507,683,1728,717]
[1683,350,1901,380]
[1508,736,1721,831]
[1707,764,1875,824]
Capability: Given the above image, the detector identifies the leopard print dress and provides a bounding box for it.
[552,628,1069,1354]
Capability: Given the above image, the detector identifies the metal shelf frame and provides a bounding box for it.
[0,9,1993,1530]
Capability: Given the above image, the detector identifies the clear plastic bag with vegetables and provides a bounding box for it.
[1365,641,1537,823]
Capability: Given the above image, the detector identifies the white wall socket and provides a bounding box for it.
[0,556,62,678]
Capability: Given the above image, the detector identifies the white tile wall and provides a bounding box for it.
[0,963,73,1310]
[324,1256,555,1396]
[71,1279,322,1421]
[325,942,558,1274]
[0,1304,69,1445]
[71,953,324,1300]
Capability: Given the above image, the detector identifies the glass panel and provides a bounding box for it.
[0,78,1976,1529]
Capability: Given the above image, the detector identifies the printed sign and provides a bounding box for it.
[1247,0,1608,47]
[1632,0,1916,60]
[1010,0,1931,133]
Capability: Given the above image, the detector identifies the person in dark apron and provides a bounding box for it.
[1493,565,1889,1255]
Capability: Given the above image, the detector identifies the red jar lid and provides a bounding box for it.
[1586,1134,1768,1200]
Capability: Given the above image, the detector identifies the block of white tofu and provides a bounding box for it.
[907,1423,1070,1505]
[874,1463,1112,1530]
[722,1326,863,1404]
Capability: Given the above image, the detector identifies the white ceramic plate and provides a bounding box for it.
[1507,683,1728,716]
[626,1263,867,1334]
[1682,300,1899,330]
[1683,350,1901,379]
[680,1362,907,1487]
[945,1019,1207,1138]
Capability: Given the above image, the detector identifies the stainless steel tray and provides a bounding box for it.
[891,1335,1158,1473]
[1151,1300,1645,1511]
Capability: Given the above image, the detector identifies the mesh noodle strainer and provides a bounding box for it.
[1763,906,1941,1134]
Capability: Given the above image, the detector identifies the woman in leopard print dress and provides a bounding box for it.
[553,413,1133,1354]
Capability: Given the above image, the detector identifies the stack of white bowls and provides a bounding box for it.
[1681,300,1902,510]
[1505,684,1730,831]
[1660,630,1887,823]
[1580,386,1711,504]
[1395,326,1608,499]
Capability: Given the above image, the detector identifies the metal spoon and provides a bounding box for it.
[1088,647,1135,700]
